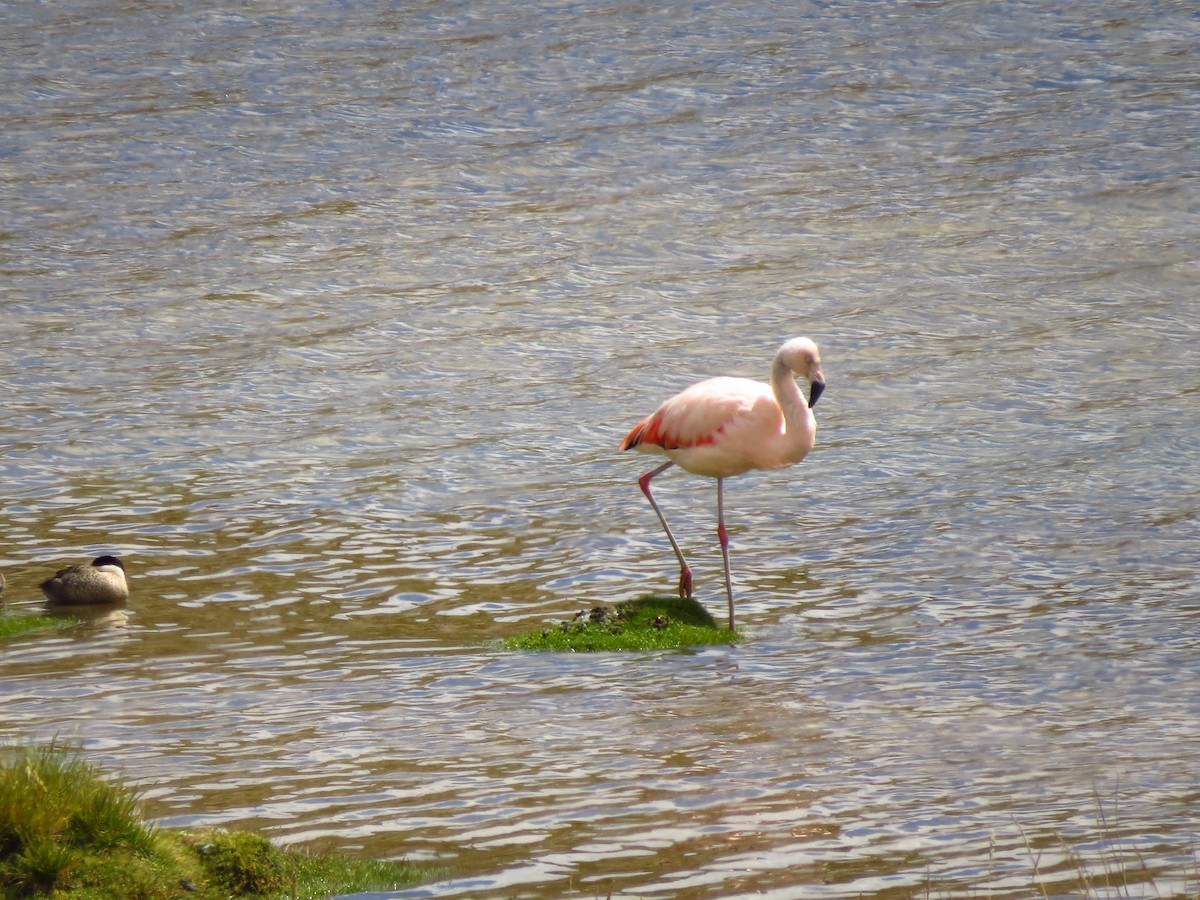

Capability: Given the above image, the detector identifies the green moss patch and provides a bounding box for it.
[503,595,739,652]
[0,743,440,899]
[0,611,76,642]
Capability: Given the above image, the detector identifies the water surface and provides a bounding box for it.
[2,0,1199,896]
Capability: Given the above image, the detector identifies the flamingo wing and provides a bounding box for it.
[621,377,776,453]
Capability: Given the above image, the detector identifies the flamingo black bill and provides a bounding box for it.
[809,379,825,407]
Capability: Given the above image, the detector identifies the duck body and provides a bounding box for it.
[40,556,129,605]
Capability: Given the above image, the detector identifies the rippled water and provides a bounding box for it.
[2,0,1199,897]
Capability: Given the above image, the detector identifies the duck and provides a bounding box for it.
[40,556,129,606]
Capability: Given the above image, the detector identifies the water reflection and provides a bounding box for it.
[2,0,1199,896]
[44,602,130,631]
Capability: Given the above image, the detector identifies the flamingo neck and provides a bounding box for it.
[771,357,808,417]
[771,356,816,456]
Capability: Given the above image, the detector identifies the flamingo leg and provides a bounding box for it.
[637,461,694,598]
[716,477,735,631]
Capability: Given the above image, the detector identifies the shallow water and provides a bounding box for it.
[2,0,1199,897]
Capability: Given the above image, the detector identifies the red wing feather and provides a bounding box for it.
[620,407,718,452]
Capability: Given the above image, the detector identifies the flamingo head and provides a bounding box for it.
[777,337,825,407]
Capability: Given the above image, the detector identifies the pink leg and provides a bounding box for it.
[638,461,693,598]
[717,477,736,631]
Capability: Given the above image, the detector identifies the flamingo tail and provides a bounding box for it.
[620,417,651,451]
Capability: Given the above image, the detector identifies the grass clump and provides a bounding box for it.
[0,741,190,898]
[503,595,739,652]
[182,830,441,900]
[188,831,287,896]
[0,612,76,642]
[0,743,439,898]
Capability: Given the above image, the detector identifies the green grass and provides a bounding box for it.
[0,612,76,642]
[0,743,440,899]
[502,595,739,652]
[280,847,440,899]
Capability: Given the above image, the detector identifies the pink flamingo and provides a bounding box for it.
[620,337,825,631]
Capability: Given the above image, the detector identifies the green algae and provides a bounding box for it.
[503,595,739,652]
[0,612,76,643]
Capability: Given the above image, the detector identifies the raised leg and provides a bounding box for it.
[637,461,693,598]
[717,477,735,631]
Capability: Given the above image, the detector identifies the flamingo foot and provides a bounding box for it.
[678,566,694,599]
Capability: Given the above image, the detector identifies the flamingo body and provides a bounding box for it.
[620,337,825,630]
[622,376,806,477]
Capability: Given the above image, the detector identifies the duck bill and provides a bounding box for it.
[808,378,825,408]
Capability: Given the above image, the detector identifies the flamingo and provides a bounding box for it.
[620,337,825,631]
